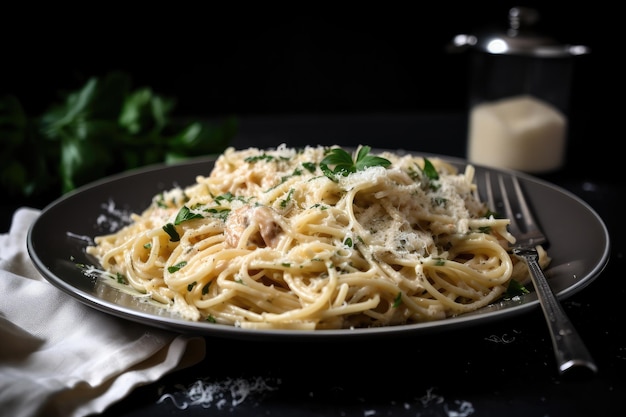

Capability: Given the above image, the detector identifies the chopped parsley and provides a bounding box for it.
[503,279,530,299]
[421,158,439,181]
[154,194,169,208]
[419,158,441,191]
[175,206,204,224]
[162,223,180,241]
[115,272,128,285]
[244,153,290,163]
[280,188,295,208]
[432,197,447,207]
[244,153,275,163]
[206,207,230,221]
[393,292,403,308]
[168,261,187,273]
[214,192,248,205]
[302,162,317,173]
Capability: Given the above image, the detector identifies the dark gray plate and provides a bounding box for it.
[27,151,610,340]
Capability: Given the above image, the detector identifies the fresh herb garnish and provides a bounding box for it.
[484,209,502,219]
[393,292,403,308]
[206,208,231,221]
[214,192,247,205]
[504,279,530,299]
[280,188,295,208]
[163,223,180,242]
[175,206,204,224]
[418,158,441,191]
[421,158,439,181]
[115,272,128,285]
[320,146,391,181]
[302,162,317,173]
[168,261,187,273]
[245,153,275,163]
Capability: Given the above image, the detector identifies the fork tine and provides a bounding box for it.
[506,175,548,247]
[479,171,548,248]
[483,171,496,216]
[481,171,519,235]
[497,174,521,238]
[511,175,539,235]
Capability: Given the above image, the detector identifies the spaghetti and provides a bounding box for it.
[86,145,550,330]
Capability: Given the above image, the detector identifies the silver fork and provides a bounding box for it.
[481,171,597,375]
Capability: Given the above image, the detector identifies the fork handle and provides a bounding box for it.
[513,248,598,375]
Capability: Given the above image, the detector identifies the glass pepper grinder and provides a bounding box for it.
[450,6,590,173]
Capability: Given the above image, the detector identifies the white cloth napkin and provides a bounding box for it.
[0,208,207,417]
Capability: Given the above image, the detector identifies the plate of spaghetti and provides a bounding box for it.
[27,145,610,340]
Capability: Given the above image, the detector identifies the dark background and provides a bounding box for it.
[0,2,610,170]
[3,6,625,416]
[2,3,599,113]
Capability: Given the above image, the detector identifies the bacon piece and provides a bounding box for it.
[224,205,283,248]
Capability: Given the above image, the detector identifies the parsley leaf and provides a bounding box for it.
[168,261,187,273]
[503,279,530,299]
[163,223,180,241]
[393,292,403,308]
[175,205,204,225]
[418,158,441,191]
[421,158,439,181]
[354,146,392,171]
[320,146,390,181]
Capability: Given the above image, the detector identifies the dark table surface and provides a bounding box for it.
[3,112,624,416]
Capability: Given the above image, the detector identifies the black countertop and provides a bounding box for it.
[3,112,624,416]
